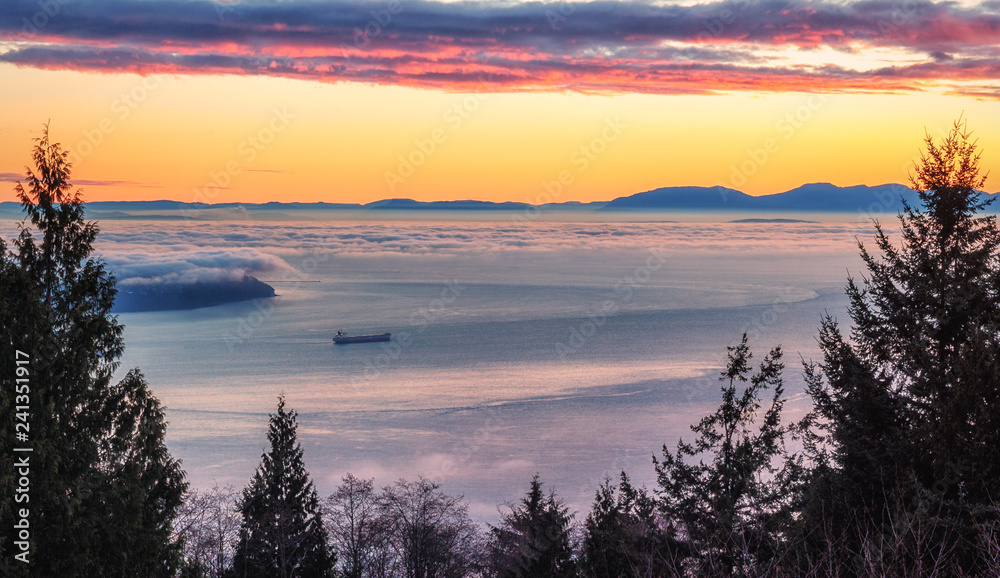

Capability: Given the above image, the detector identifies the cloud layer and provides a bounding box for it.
[1,0,998,95]
[80,218,874,265]
[109,247,294,286]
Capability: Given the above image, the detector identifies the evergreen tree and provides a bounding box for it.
[654,334,800,576]
[580,472,681,577]
[488,474,576,578]
[791,316,911,569]
[232,395,334,578]
[849,116,999,500]
[796,117,1000,571]
[0,124,187,576]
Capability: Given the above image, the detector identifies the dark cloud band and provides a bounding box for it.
[1,0,997,94]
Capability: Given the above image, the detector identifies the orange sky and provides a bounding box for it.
[1,65,995,204]
[1,0,998,204]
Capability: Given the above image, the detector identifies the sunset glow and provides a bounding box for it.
[1,0,998,203]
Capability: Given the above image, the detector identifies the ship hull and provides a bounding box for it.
[333,333,391,344]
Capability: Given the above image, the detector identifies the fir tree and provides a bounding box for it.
[655,334,800,576]
[792,315,911,567]
[580,472,681,577]
[489,474,576,578]
[851,117,999,501]
[797,117,1000,571]
[232,395,334,578]
[0,123,186,576]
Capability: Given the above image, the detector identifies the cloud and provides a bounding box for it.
[950,82,1000,100]
[0,172,161,188]
[85,217,874,264]
[105,247,295,286]
[0,0,997,95]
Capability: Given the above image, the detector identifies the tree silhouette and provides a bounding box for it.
[0,123,187,576]
[655,334,800,576]
[797,117,1000,572]
[489,474,576,578]
[581,472,681,577]
[232,395,334,578]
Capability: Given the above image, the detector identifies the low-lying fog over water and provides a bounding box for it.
[7,215,877,521]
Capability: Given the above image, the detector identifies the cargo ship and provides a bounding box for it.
[333,330,391,344]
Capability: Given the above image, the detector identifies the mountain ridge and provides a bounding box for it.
[3,183,997,216]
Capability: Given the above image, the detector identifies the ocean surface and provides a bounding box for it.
[6,215,876,521]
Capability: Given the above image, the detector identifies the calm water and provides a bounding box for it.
[9,216,873,520]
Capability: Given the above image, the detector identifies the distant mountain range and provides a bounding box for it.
[599,183,924,212]
[2,183,997,218]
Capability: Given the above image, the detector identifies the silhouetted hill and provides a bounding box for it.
[4,184,996,218]
[599,183,922,212]
[601,186,752,210]
[730,218,816,223]
[363,199,533,210]
[752,183,918,212]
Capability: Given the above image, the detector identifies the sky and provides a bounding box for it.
[0,0,998,204]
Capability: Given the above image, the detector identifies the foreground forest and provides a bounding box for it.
[2,119,1000,577]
